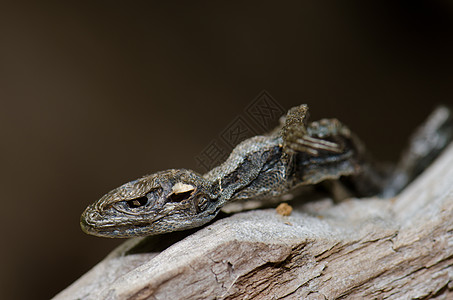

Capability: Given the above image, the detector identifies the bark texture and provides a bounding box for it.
[54,145,453,300]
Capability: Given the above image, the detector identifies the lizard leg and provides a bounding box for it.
[282,105,348,156]
[282,105,366,188]
[282,105,391,197]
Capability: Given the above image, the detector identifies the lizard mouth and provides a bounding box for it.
[80,204,171,238]
[80,213,102,236]
[80,206,124,237]
[80,209,111,237]
[80,213,155,238]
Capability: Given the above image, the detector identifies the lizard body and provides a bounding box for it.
[81,104,452,238]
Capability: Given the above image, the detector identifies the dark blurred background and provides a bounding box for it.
[1,1,452,299]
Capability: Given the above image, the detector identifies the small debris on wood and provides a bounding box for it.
[276,202,293,216]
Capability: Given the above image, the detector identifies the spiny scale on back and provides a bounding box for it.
[81,104,453,238]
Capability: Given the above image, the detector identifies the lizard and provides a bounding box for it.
[81,104,453,238]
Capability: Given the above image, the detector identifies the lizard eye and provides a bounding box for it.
[168,190,193,202]
[119,188,162,211]
[126,196,148,208]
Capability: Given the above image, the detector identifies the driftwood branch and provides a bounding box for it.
[55,145,453,299]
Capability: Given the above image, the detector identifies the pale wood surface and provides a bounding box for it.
[54,144,453,299]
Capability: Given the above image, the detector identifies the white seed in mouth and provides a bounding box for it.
[172,182,195,194]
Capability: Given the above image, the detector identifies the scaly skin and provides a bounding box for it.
[81,104,452,238]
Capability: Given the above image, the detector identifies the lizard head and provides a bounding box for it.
[80,169,220,238]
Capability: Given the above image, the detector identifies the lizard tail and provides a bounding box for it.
[382,105,453,197]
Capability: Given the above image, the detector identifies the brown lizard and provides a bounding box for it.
[81,104,452,238]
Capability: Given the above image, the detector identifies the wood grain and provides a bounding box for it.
[54,144,453,299]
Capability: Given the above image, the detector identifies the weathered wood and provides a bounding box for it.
[54,144,453,299]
